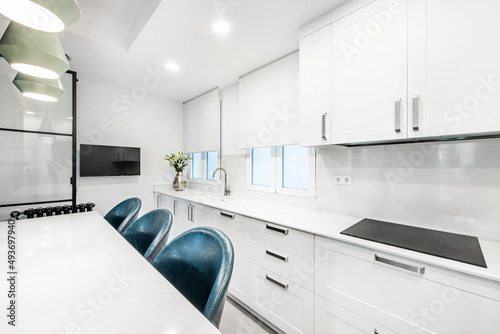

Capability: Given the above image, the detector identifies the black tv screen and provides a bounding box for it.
[80,144,140,177]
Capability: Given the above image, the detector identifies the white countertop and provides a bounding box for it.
[0,212,221,334]
[154,184,500,284]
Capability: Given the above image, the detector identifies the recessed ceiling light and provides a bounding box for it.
[25,111,36,115]
[212,21,230,34]
[165,63,179,71]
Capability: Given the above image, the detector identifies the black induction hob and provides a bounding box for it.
[340,219,487,268]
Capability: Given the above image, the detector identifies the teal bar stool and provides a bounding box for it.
[152,227,234,328]
[122,209,173,262]
[103,197,141,233]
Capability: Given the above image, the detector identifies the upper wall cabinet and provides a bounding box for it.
[300,0,500,145]
[408,0,500,139]
[239,52,300,149]
[183,88,219,153]
[299,25,332,146]
[330,0,408,144]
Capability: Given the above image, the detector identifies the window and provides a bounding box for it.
[246,145,316,197]
[251,147,272,187]
[206,151,219,181]
[191,152,202,180]
[281,145,310,190]
[190,151,219,183]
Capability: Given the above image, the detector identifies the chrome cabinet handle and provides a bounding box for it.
[322,113,327,140]
[412,94,420,131]
[173,200,177,215]
[265,275,288,290]
[266,250,289,262]
[395,98,402,133]
[375,254,425,274]
[187,204,191,221]
[266,224,289,235]
[156,195,161,208]
[220,212,235,219]
[191,205,195,222]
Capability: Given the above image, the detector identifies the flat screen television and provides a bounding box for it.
[80,144,140,177]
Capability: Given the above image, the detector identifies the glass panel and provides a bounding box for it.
[191,153,202,179]
[282,145,309,190]
[0,132,73,206]
[206,151,219,181]
[0,61,73,134]
[252,147,272,186]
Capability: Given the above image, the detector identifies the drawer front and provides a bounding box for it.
[250,263,313,334]
[251,219,314,260]
[316,237,500,333]
[315,295,397,334]
[251,239,314,291]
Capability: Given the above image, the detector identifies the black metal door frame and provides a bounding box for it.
[0,70,78,211]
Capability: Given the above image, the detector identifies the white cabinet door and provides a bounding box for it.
[299,25,332,146]
[175,199,195,237]
[249,263,314,334]
[330,0,408,144]
[408,0,500,138]
[193,204,216,228]
[315,295,397,334]
[315,237,500,334]
[215,211,251,304]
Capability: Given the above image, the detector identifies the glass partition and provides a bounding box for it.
[0,60,76,221]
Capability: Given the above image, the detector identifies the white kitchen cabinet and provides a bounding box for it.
[315,236,500,334]
[191,203,216,228]
[250,263,314,334]
[215,210,251,304]
[299,25,332,146]
[315,295,396,334]
[330,0,409,144]
[168,199,193,239]
[407,0,500,138]
[304,0,500,145]
[250,219,315,333]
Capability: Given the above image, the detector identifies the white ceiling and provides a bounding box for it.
[4,0,349,102]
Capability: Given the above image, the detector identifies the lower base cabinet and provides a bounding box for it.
[250,263,314,334]
[315,295,396,334]
[215,211,251,304]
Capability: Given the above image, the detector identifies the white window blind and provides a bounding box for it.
[182,88,219,154]
[238,51,299,149]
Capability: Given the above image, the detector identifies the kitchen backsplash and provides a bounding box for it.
[189,138,500,241]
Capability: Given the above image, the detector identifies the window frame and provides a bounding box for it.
[246,146,317,198]
[189,151,221,185]
[245,147,276,193]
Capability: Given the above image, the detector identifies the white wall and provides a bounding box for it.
[77,79,183,217]
[191,84,500,241]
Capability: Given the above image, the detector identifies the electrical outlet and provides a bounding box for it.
[334,175,352,186]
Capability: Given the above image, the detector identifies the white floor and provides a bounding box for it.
[219,298,277,334]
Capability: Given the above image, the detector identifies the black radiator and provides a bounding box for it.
[10,203,96,220]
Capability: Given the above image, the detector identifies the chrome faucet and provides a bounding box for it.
[212,168,230,196]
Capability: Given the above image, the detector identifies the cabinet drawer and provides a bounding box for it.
[251,219,314,260]
[316,237,500,333]
[250,263,313,334]
[251,240,314,291]
[315,295,397,334]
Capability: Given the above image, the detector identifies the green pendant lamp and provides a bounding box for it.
[0,0,81,33]
[0,21,69,79]
[13,73,64,102]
